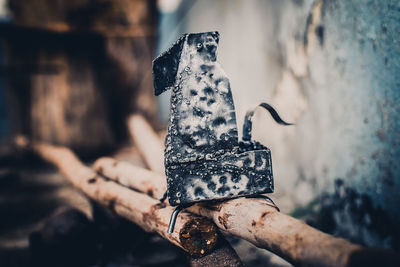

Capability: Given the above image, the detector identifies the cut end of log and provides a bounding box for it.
[179,217,218,257]
[188,237,243,267]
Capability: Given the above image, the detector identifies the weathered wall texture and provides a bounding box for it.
[157,0,400,249]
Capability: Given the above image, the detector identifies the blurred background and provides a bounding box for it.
[0,0,399,266]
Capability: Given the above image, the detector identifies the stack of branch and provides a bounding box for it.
[30,114,400,267]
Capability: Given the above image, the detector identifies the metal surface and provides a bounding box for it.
[153,31,279,206]
[242,103,293,142]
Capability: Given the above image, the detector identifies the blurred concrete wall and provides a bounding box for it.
[157,0,400,223]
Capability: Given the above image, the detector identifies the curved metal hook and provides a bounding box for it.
[167,203,194,234]
[245,194,280,212]
[167,205,185,234]
[242,102,293,141]
[159,191,168,203]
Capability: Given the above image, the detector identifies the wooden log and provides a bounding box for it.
[189,237,243,267]
[30,142,217,257]
[93,157,166,199]
[127,114,165,175]
[191,199,359,267]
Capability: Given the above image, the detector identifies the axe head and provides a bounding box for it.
[153,31,274,206]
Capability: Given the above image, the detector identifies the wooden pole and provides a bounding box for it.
[191,199,361,267]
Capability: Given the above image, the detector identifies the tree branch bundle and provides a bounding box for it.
[122,114,400,267]
[32,143,215,257]
[94,155,366,267]
[27,113,400,267]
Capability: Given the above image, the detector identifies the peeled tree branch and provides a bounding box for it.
[190,199,362,267]
[93,157,166,199]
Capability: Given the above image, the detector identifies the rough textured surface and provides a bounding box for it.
[179,217,218,257]
[189,237,244,267]
[156,0,400,251]
[153,32,274,205]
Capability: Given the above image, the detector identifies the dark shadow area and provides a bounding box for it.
[292,178,400,251]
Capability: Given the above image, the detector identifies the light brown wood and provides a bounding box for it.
[93,157,166,199]
[191,199,361,267]
[127,114,165,175]
[31,142,217,257]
